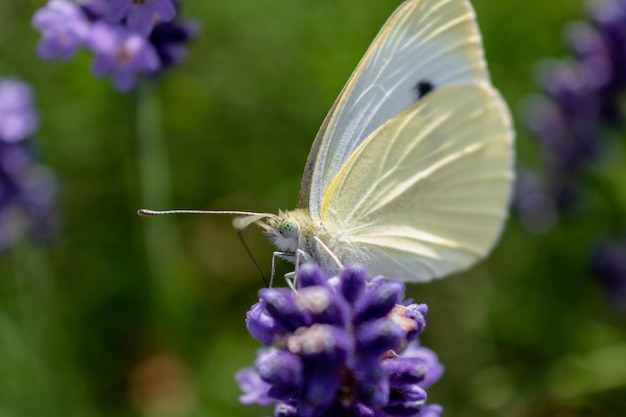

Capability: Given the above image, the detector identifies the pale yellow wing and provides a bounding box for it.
[299,0,490,219]
[320,84,514,282]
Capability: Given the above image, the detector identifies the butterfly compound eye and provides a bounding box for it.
[279,218,300,239]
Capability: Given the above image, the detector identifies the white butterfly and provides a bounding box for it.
[141,0,514,283]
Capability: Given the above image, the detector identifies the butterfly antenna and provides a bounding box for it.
[138,208,271,217]
[237,229,269,287]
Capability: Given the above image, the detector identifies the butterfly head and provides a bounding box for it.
[262,210,302,252]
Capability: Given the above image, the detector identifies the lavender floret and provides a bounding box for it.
[31,0,90,61]
[86,22,161,91]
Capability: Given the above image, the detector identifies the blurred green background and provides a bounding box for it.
[1,0,625,416]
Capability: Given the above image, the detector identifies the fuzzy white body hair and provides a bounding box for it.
[264,209,353,276]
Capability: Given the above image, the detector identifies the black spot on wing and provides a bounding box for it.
[415,80,434,100]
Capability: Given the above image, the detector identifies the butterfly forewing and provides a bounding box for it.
[299,0,491,218]
[319,84,513,282]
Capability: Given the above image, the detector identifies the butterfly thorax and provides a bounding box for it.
[264,208,342,273]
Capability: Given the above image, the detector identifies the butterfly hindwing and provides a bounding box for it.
[320,84,513,282]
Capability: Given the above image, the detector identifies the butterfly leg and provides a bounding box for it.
[313,236,344,270]
[291,248,314,289]
[272,251,297,290]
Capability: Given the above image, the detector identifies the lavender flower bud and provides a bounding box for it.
[354,280,404,324]
[246,300,280,346]
[260,288,309,331]
[383,357,428,386]
[296,285,349,326]
[340,263,367,304]
[256,349,302,401]
[355,318,403,357]
[297,263,329,288]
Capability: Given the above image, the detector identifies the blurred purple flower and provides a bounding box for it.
[238,263,443,417]
[0,79,39,144]
[587,0,626,105]
[0,78,59,250]
[518,0,626,310]
[86,22,161,91]
[0,143,60,250]
[31,0,91,61]
[512,168,557,234]
[150,18,199,70]
[517,0,626,228]
[107,0,176,37]
[32,0,197,92]
[591,239,626,310]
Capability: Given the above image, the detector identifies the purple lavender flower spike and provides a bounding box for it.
[517,0,626,309]
[0,144,60,251]
[0,78,59,250]
[0,79,39,143]
[237,263,445,417]
[32,0,91,61]
[107,0,176,37]
[86,22,161,91]
[517,0,626,228]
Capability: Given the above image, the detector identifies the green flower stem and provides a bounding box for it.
[133,81,193,331]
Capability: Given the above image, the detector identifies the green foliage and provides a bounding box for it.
[1,1,625,417]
